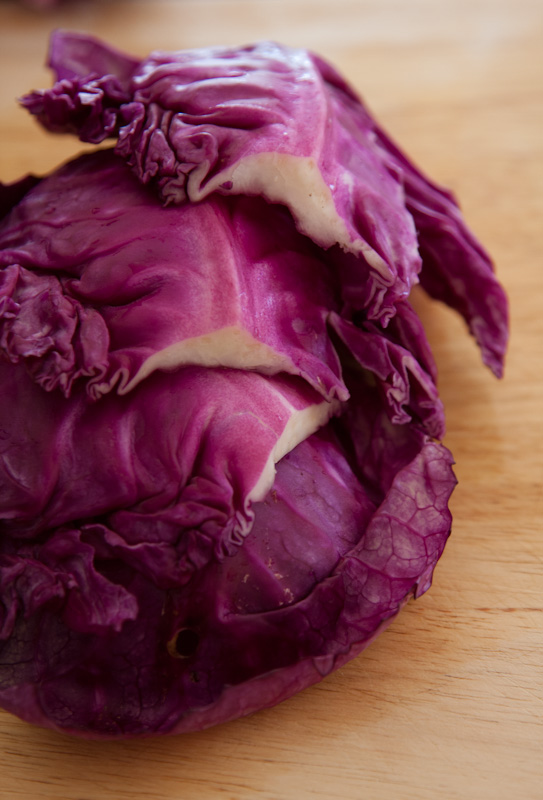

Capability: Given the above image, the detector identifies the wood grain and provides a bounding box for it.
[0,1,541,798]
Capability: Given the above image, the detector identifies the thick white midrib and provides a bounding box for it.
[188,151,390,275]
[248,392,341,506]
[117,326,291,395]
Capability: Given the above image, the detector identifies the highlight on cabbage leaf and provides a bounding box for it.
[0,31,508,738]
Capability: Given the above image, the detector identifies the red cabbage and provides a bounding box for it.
[0,33,507,738]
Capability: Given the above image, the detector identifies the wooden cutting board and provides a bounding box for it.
[0,2,541,798]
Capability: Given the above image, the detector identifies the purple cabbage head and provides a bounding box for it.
[0,32,507,738]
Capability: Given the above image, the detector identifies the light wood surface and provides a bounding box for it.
[0,1,541,798]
